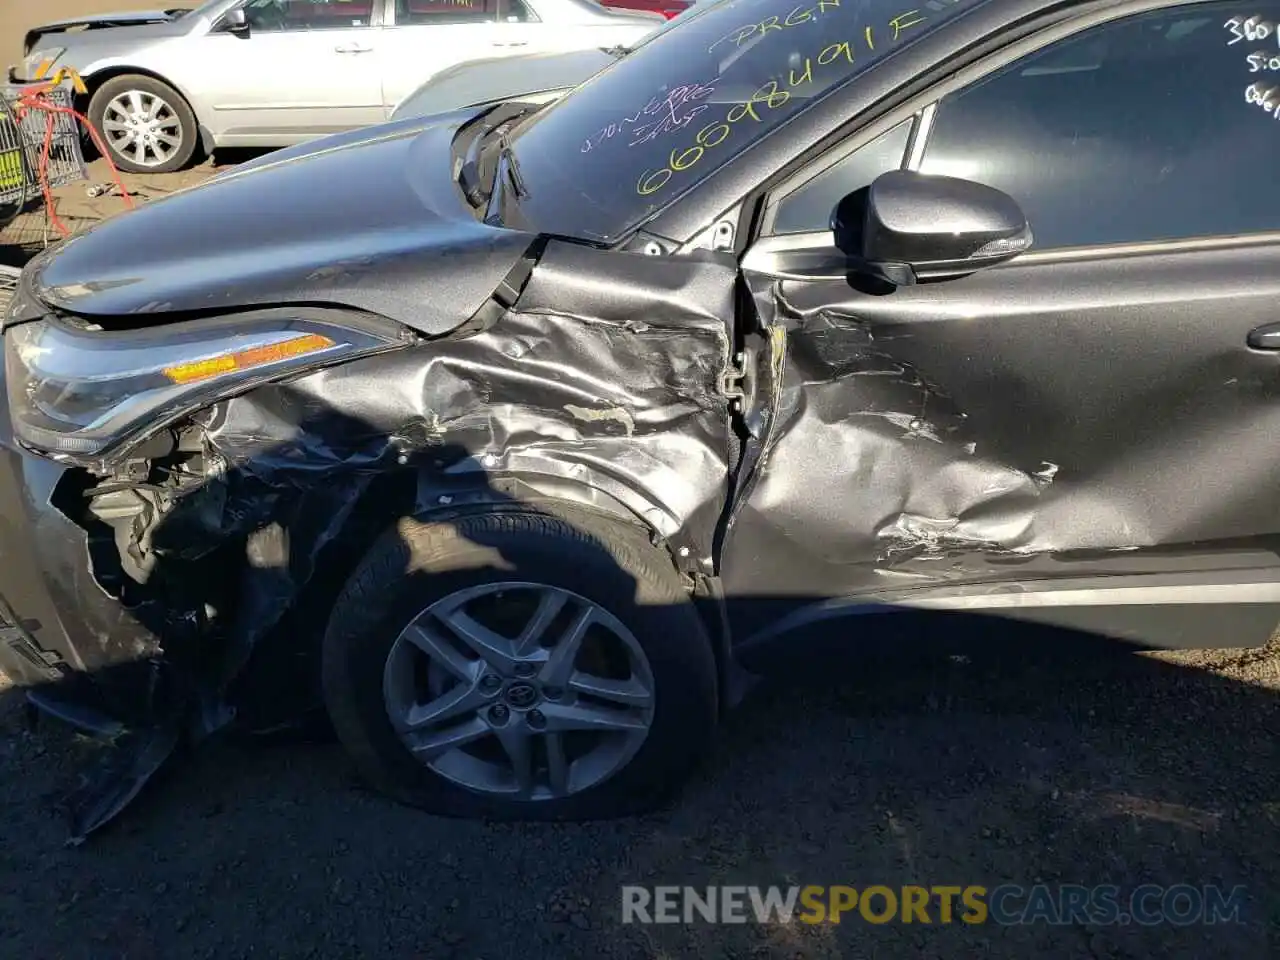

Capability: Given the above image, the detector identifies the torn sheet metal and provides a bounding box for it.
[724,256,1280,607]
[158,239,735,759]
[9,241,737,842]
[74,239,735,684]
[55,722,182,846]
[130,240,735,700]
[192,240,737,578]
[722,276,1040,605]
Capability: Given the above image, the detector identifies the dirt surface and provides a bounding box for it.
[2,638,1279,958]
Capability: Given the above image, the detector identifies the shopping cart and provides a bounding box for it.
[0,263,20,318]
[0,80,92,233]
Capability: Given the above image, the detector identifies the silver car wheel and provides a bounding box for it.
[382,582,656,800]
[101,90,184,169]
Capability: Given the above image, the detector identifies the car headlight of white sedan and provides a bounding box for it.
[20,47,65,81]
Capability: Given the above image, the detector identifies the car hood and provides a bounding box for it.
[25,112,540,338]
[23,9,190,52]
[393,49,616,120]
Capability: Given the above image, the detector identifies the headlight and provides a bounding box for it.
[22,47,65,80]
[4,313,409,464]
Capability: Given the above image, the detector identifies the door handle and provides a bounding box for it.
[1248,322,1280,350]
[490,40,529,47]
[334,43,374,53]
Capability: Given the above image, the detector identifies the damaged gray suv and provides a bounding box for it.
[4,0,1280,839]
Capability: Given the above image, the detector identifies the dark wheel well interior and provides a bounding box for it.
[227,471,717,726]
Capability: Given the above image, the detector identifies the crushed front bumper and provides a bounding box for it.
[0,439,167,724]
[0,289,184,842]
[0,263,166,718]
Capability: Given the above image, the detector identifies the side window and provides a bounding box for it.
[921,2,1280,249]
[506,0,538,22]
[395,0,499,24]
[241,0,374,31]
[769,120,911,235]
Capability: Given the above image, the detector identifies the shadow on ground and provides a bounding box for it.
[2,638,1277,958]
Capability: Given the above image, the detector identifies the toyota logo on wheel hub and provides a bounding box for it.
[505,681,540,709]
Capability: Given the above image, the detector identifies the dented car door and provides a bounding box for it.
[721,0,1280,651]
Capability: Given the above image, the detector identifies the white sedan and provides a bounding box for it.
[15,0,663,172]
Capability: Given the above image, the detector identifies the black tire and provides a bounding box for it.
[322,507,719,820]
[88,74,199,174]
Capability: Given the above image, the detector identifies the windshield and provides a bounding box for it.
[509,0,978,241]
[191,0,238,18]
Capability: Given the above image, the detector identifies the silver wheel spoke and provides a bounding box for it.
[540,700,646,734]
[514,589,568,656]
[539,607,593,687]
[406,716,490,759]
[494,725,535,795]
[545,733,570,796]
[398,683,486,732]
[103,91,181,167]
[402,622,475,681]
[383,582,654,800]
[569,672,653,708]
[440,609,516,674]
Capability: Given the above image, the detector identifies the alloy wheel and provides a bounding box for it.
[382,582,656,800]
[101,90,184,169]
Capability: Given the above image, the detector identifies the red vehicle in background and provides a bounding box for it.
[598,0,690,18]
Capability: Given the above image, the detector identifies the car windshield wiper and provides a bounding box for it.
[454,104,516,210]
[455,138,488,209]
[598,44,631,57]
[497,133,529,200]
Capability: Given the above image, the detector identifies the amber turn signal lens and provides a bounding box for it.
[162,333,336,385]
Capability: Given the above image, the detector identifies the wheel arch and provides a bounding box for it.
[241,465,739,717]
[77,65,205,138]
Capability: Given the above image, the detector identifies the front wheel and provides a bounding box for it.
[322,508,719,820]
[88,75,199,174]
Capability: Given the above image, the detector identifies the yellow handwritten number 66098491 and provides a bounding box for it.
[635,110,748,194]
[636,167,673,196]
[638,144,701,195]
[636,120,733,194]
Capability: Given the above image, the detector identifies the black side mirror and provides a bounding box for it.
[834,170,1033,286]
[219,8,250,35]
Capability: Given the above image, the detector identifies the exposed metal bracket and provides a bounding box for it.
[720,351,747,400]
[710,220,735,251]
[685,212,739,253]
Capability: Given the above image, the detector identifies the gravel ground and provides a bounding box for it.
[2,638,1278,959]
